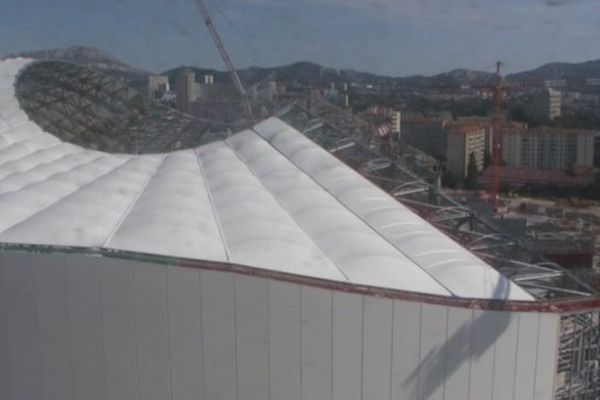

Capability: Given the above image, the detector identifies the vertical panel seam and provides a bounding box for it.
[388,300,395,400]
[165,268,174,400]
[441,306,449,400]
[31,259,46,400]
[511,314,521,400]
[131,264,142,400]
[0,259,14,398]
[267,280,271,400]
[532,313,541,400]
[467,308,474,400]
[416,303,423,400]
[360,295,365,400]
[198,271,207,400]
[490,311,498,400]
[233,275,239,400]
[96,263,109,400]
[330,291,334,400]
[299,286,303,400]
[63,260,76,400]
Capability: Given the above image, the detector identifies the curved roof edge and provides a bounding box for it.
[2,243,599,312]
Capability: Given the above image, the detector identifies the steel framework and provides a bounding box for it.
[16,61,231,154]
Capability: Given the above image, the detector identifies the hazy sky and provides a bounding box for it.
[1,0,600,76]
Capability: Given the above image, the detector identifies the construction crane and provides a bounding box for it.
[490,60,508,211]
[488,62,546,211]
[193,0,253,118]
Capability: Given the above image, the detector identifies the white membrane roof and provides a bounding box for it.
[0,58,533,300]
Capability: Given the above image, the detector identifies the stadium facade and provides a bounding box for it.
[0,58,598,400]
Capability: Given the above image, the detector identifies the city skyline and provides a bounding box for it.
[2,0,600,76]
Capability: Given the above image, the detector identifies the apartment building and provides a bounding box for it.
[445,121,486,178]
[401,113,449,158]
[502,127,594,171]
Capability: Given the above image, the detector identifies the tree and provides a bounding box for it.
[483,149,492,170]
[465,151,479,189]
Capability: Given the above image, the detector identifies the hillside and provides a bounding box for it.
[163,63,497,89]
[507,59,600,82]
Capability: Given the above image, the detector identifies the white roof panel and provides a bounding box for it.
[0,58,533,300]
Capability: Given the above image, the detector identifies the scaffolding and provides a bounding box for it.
[556,311,600,399]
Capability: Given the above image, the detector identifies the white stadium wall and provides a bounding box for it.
[0,250,561,400]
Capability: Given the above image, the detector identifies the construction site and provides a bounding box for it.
[0,1,599,399]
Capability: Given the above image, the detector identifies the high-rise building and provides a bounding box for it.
[526,88,562,121]
[389,110,401,139]
[401,114,449,158]
[502,127,594,171]
[148,75,170,100]
[445,122,486,178]
[176,70,198,113]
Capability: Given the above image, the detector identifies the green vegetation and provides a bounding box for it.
[465,152,479,189]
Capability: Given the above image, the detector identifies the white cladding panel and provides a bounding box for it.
[0,255,11,400]
[362,297,393,400]
[269,281,301,400]
[1,252,45,400]
[200,270,236,400]
[166,267,204,400]
[0,252,562,400]
[65,256,107,400]
[443,307,473,400]
[492,312,520,400]
[235,276,270,400]
[332,292,362,400]
[301,287,332,400]
[33,256,74,400]
[98,260,140,400]
[391,300,422,400]
[514,313,541,400]
[133,265,172,400]
[535,314,559,400]
[469,309,498,400]
[418,304,448,400]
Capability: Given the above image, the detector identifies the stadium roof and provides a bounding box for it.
[0,58,533,300]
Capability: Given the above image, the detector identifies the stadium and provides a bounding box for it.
[0,57,598,400]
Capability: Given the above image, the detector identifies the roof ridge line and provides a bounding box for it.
[222,133,352,283]
[253,119,456,297]
[193,147,232,262]
[102,153,167,248]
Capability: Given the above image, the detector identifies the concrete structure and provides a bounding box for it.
[389,110,401,138]
[401,114,449,158]
[148,74,170,100]
[250,80,278,101]
[445,121,486,178]
[526,88,562,121]
[1,58,599,400]
[175,69,198,113]
[456,116,492,154]
[502,127,594,171]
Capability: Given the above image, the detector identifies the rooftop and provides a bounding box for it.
[0,58,534,300]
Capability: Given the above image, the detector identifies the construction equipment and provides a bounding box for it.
[490,60,508,211]
[193,0,253,118]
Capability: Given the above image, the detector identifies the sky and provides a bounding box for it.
[1,0,600,76]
